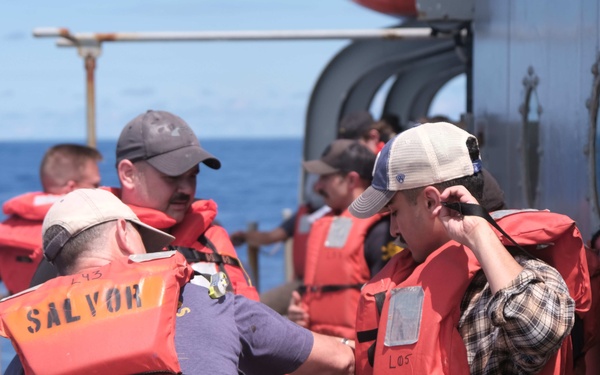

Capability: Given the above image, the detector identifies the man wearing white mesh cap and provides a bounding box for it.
[349,122,586,375]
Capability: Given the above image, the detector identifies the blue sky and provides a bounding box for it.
[1,0,464,141]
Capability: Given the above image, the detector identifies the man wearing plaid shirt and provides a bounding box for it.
[349,122,580,375]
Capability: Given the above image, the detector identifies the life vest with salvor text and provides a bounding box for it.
[0,250,193,375]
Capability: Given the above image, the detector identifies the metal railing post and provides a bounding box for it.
[246,222,259,291]
[84,55,97,148]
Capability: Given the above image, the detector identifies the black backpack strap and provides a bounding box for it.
[441,202,536,259]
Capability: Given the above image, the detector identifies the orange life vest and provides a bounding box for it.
[105,187,259,301]
[292,204,311,279]
[0,192,63,294]
[0,251,193,375]
[355,210,591,375]
[302,209,382,339]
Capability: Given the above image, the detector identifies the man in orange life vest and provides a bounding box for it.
[349,122,580,374]
[1,189,355,375]
[230,173,330,314]
[230,111,400,313]
[30,110,259,300]
[288,139,399,342]
[0,144,102,295]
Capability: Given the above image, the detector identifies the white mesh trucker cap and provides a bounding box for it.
[349,122,482,218]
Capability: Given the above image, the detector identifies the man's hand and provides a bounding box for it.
[291,332,355,375]
[288,290,310,327]
[434,185,489,249]
[435,185,524,293]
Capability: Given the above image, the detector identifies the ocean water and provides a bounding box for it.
[0,138,303,372]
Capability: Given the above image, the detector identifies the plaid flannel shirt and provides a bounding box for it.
[459,254,575,374]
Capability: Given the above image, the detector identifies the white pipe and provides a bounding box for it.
[38,28,447,47]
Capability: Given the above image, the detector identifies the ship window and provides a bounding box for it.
[520,66,542,207]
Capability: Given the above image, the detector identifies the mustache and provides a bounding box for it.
[317,189,328,199]
[170,193,191,203]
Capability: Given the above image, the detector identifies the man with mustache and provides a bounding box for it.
[288,139,399,343]
[30,110,258,300]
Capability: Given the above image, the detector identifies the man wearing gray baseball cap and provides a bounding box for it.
[349,122,581,374]
[30,110,258,301]
[287,139,397,344]
[1,189,354,375]
[116,110,257,299]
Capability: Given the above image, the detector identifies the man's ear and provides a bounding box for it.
[117,160,136,190]
[422,186,441,215]
[345,171,361,189]
[115,218,136,255]
[64,179,77,193]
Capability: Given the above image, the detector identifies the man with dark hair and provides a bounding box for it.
[113,110,257,299]
[349,122,584,374]
[0,143,102,294]
[0,189,354,375]
[337,110,375,140]
[30,110,259,301]
[232,112,379,313]
[288,139,399,343]
[338,110,400,154]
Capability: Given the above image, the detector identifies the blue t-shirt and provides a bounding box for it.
[5,284,313,375]
[177,284,313,375]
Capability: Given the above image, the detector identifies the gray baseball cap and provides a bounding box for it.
[116,110,221,176]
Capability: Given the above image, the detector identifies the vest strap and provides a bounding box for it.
[297,283,363,295]
[441,202,537,259]
[175,234,240,292]
[357,328,378,343]
[368,291,387,366]
[176,245,242,269]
